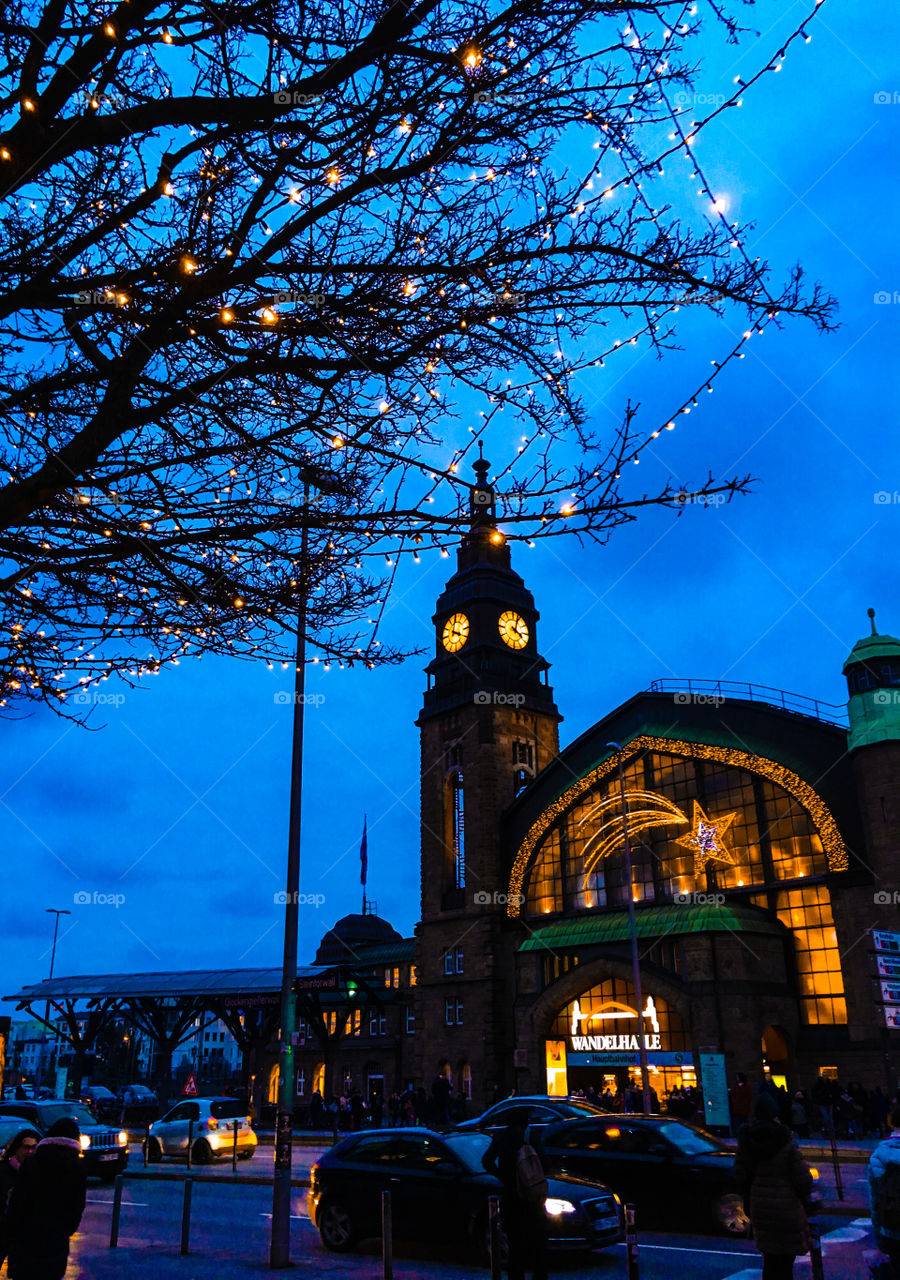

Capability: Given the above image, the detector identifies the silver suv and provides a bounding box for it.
[148,1097,257,1164]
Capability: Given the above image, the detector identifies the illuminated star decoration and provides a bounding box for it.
[675,801,737,876]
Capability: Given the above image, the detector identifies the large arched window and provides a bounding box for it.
[522,745,847,1026]
[525,749,828,915]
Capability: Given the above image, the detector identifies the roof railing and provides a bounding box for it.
[647,678,849,728]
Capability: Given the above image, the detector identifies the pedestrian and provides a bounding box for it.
[0,1131,40,1268]
[868,1104,900,1275]
[734,1093,814,1280]
[432,1072,452,1126]
[731,1072,753,1127]
[482,1118,548,1280]
[6,1118,87,1280]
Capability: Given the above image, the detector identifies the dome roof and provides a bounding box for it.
[313,913,402,966]
[843,608,900,672]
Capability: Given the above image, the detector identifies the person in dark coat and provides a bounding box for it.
[482,1119,548,1280]
[6,1117,87,1280]
[734,1094,813,1280]
[0,1131,40,1267]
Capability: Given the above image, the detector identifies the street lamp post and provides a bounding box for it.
[270,488,310,1269]
[606,744,652,1116]
[34,907,71,1094]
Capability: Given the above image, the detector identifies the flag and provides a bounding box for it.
[360,815,368,887]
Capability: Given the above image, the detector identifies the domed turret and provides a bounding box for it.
[314,913,402,966]
[843,608,900,750]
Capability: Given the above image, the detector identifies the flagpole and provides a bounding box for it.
[361,814,368,915]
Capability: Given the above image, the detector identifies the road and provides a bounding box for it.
[69,1176,877,1280]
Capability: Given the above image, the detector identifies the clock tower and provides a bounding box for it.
[414,453,561,1104]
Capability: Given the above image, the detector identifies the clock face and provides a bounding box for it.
[499,611,529,649]
[442,613,469,653]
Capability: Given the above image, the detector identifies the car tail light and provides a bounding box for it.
[207,1118,218,1130]
[310,1163,319,1192]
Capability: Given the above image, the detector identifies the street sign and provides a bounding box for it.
[886,1008,900,1030]
[877,955,900,979]
[182,1071,199,1097]
[881,981,900,1006]
[873,931,900,955]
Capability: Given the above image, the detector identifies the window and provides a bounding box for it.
[409,966,417,986]
[513,740,534,768]
[461,1063,472,1099]
[455,1000,464,1025]
[385,967,400,988]
[451,771,466,889]
[776,884,847,1025]
[369,1014,387,1036]
[445,999,454,1026]
[444,948,464,975]
[405,1007,415,1035]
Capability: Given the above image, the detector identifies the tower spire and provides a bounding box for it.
[868,606,877,636]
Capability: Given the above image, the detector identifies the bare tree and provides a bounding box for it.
[0,0,834,715]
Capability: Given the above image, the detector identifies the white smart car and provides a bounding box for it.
[147,1097,257,1164]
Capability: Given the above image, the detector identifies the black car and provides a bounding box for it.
[308,1128,622,1258]
[537,1114,757,1234]
[0,1114,43,1154]
[452,1095,605,1136]
[0,1101,128,1183]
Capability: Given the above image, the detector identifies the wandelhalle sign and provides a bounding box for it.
[567,995,691,1067]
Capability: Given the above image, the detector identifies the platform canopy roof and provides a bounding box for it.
[5,936,415,1006]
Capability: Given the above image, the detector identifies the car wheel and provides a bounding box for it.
[237,1150,254,1161]
[317,1199,359,1252]
[713,1191,749,1235]
[146,1138,163,1163]
[476,1210,509,1267]
[192,1139,214,1165]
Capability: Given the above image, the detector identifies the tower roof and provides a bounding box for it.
[842,608,900,673]
[313,913,403,966]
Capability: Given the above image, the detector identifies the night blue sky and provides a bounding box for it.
[2,0,898,1005]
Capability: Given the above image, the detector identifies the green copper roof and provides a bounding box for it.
[843,610,900,672]
[518,903,785,952]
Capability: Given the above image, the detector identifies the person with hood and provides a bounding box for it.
[6,1117,87,1280]
[0,1131,40,1266]
[868,1104,900,1273]
[482,1118,548,1280]
[734,1093,814,1280]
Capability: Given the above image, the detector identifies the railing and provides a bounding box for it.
[647,678,849,728]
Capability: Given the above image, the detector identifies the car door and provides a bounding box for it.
[333,1134,401,1237]
[379,1134,471,1244]
[157,1102,198,1155]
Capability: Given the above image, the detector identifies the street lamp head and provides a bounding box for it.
[606,741,623,753]
[46,908,71,916]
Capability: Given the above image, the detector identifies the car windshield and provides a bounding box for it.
[40,1104,96,1128]
[443,1132,493,1174]
[656,1122,724,1155]
[210,1101,248,1120]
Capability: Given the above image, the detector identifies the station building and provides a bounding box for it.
[8,459,900,1117]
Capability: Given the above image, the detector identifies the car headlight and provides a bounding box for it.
[544,1198,577,1216]
[118,1131,128,1146]
[80,1134,91,1150]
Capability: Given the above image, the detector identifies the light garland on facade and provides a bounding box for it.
[506,734,850,916]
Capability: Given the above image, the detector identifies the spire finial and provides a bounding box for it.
[868,606,877,636]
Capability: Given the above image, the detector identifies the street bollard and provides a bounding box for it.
[488,1195,502,1280]
[109,1174,124,1249]
[625,1203,639,1280]
[180,1179,193,1256]
[232,1120,238,1172]
[142,1132,148,1168]
[827,1123,845,1201]
[808,1222,825,1280]
[186,1119,193,1171]
[382,1190,393,1280]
